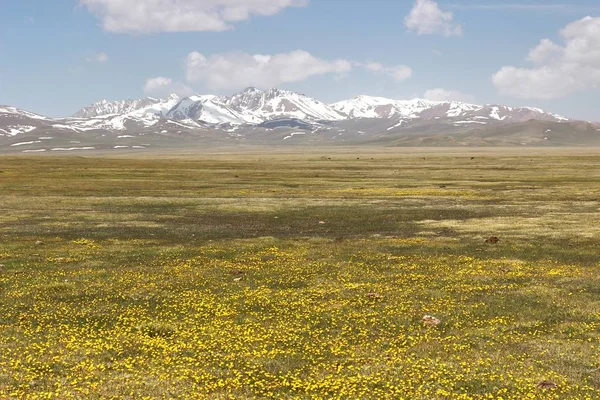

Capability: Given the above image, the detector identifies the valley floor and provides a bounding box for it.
[1,150,599,399]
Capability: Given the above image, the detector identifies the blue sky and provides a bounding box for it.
[1,0,599,120]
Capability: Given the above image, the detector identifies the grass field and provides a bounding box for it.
[1,149,600,399]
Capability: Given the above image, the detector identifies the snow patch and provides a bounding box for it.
[52,124,81,132]
[489,107,505,121]
[283,132,306,140]
[387,120,405,131]
[11,141,41,146]
[6,125,36,136]
[50,147,96,151]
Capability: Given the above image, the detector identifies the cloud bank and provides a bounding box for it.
[81,0,307,34]
[182,51,414,91]
[493,16,600,99]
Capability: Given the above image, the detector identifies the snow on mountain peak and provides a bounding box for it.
[225,88,346,122]
[166,95,261,125]
[242,87,262,93]
[331,96,568,123]
[0,106,50,120]
[66,88,569,131]
[73,97,160,118]
[331,96,444,119]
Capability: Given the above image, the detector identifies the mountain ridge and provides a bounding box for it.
[69,88,571,128]
[3,87,598,153]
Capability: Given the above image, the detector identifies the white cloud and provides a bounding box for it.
[527,38,563,64]
[423,88,475,102]
[144,77,173,94]
[364,62,412,81]
[144,76,194,97]
[184,50,352,90]
[80,0,307,34]
[364,62,384,72]
[492,16,600,99]
[86,52,109,63]
[405,0,462,37]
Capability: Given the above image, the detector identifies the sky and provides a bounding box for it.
[0,0,599,120]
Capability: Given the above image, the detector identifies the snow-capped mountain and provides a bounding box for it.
[0,105,50,121]
[67,89,571,130]
[73,94,180,118]
[62,94,183,131]
[331,95,569,124]
[68,88,348,130]
[331,96,445,119]
[225,87,346,122]
[3,88,599,153]
[166,95,262,125]
[2,87,575,143]
[0,106,53,137]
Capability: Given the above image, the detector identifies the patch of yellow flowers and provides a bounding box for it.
[0,239,598,399]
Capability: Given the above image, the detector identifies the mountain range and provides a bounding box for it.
[1,87,599,153]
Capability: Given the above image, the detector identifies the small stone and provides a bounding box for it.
[35,241,44,245]
[423,315,441,327]
[537,380,558,389]
[233,277,243,282]
[318,221,326,225]
[485,236,499,244]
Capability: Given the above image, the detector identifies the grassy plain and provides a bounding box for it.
[0,148,599,399]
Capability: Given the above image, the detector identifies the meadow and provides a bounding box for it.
[0,149,599,399]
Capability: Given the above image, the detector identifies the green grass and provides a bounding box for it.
[0,151,599,399]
